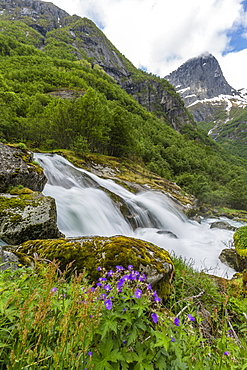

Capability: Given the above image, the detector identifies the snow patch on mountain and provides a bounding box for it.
[188,94,247,111]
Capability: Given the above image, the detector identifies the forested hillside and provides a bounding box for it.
[199,106,247,159]
[0,12,247,210]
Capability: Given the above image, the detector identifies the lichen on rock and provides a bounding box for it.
[0,192,63,244]
[0,142,47,192]
[6,235,174,300]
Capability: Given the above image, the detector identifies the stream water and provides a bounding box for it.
[34,153,245,279]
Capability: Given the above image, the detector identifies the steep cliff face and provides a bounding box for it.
[0,0,69,34]
[165,53,247,123]
[165,53,247,158]
[165,53,236,106]
[121,78,194,130]
[0,0,194,132]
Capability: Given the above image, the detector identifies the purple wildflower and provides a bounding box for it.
[153,292,161,303]
[134,288,142,299]
[224,351,229,356]
[188,314,195,321]
[116,265,125,271]
[50,287,58,293]
[104,284,112,291]
[147,283,152,290]
[128,265,133,270]
[108,270,114,277]
[97,266,101,271]
[99,277,107,282]
[174,317,180,327]
[151,313,158,323]
[88,351,93,356]
[171,337,175,342]
[104,299,113,310]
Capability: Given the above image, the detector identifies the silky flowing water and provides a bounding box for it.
[35,153,245,279]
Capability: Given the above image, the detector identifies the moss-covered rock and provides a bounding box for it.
[233,225,247,258]
[7,235,174,300]
[0,142,46,192]
[0,192,63,244]
[219,248,247,272]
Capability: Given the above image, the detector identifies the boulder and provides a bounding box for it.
[233,225,247,258]
[210,221,237,231]
[0,142,47,192]
[0,192,63,245]
[219,248,247,271]
[6,235,174,300]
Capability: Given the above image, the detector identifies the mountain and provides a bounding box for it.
[1,0,247,210]
[0,0,194,133]
[165,53,247,158]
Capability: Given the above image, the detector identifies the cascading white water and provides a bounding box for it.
[35,153,245,279]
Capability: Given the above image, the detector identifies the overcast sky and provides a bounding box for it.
[52,0,247,90]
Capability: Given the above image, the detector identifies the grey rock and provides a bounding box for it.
[210,221,237,231]
[219,248,247,272]
[165,53,237,106]
[0,248,20,271]
[0,192,63,245]
[0,143,47,192]
[0,0,69,33]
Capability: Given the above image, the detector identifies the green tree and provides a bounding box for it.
[108,104,135,157]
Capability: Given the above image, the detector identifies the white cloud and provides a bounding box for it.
[218,49,247,89]
[52,0,247,88]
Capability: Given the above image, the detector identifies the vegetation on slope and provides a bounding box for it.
[0,18,247,210]
[198,105,247,160]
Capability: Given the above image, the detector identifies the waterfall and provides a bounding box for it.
[35,153,243,279]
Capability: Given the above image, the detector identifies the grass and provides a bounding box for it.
[0,255,247,369]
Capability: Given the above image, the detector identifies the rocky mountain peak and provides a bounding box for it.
[165,53,238,106]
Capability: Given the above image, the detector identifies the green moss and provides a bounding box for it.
[234,226,247,257]
[0,193,43,212]
[9,214,23,222]
[11,236,174,300]
[8,186,33,195]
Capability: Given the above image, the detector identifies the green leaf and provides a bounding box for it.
[153,331,170,351]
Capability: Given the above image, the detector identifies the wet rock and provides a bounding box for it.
[210,221,237,231]
[156,230,178,238]
[219,248,247,272]
[0,142,47,192]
